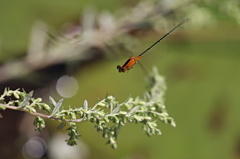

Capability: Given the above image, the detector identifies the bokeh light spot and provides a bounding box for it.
[22,137,47,159]
[56,75,79,98]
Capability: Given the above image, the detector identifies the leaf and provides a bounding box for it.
[109,102,113,113]
[57,121,66,129]
[50,98,64,117]
[70,112,76,120]
[49,96,57,106]
[83,100,88,110]
[33,116,45,132]
[4,88,8,95]
[13,92,20,99]
[0,105,6,110]
[0,113,3,118]
[19,91,34,108]
[112,105,120,114]
[128,106,139,115]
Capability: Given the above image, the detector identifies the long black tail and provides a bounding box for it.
[139,19,189,57]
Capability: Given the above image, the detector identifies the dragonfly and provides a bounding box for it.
[117,19,189,73]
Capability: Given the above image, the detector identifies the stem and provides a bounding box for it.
[0,103,84,122]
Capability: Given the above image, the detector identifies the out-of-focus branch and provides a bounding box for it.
[0,0,193,83]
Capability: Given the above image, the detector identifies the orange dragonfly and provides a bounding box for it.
[117,19,189,73]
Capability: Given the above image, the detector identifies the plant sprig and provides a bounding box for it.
[0,67,175,149]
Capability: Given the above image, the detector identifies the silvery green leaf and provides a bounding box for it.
[128,106,139,115]
[83,100,88,110]
[49,96,57,107]
[19,91,34,108]
[57,121,66,129]
[50,99,64,117]
[112,105,120,114]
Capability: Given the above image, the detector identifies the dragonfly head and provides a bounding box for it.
[117,65,125,73]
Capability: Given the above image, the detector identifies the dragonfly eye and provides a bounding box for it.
[117,65,125,72]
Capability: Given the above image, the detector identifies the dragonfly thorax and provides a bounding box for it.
[117,57,139,73]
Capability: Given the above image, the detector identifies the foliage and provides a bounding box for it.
[0,68,175,149]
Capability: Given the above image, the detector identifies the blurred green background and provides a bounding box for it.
[0,0,240,159]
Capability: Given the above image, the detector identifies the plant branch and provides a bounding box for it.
[0,103,84,122]
[0,67,175,149]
